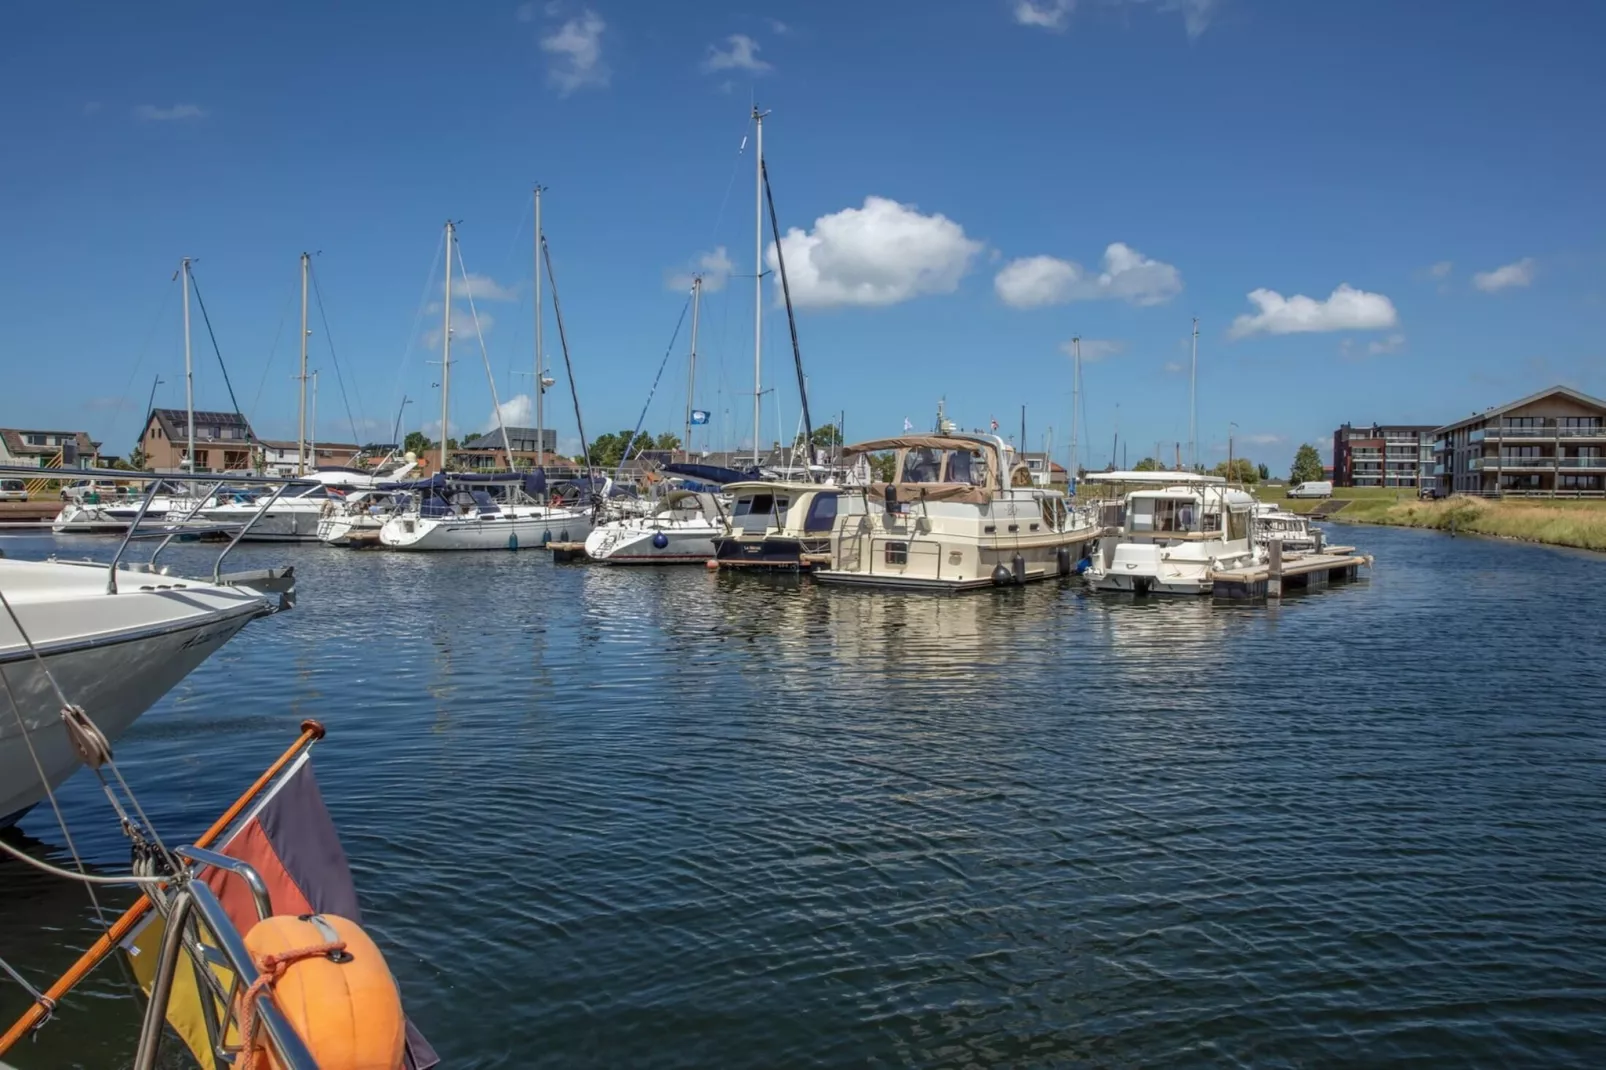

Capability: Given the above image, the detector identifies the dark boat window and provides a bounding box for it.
[804,493,838,532]
[735,494,774,517]
[885,541,908,565]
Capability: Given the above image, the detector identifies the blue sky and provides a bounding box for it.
[5,0,1603,471]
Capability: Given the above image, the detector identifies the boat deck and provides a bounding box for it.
[1209,545,1371,601]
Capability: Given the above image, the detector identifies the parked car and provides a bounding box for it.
[59,479,123,502]
[1287,481,1333,499]
[0,478,28,502]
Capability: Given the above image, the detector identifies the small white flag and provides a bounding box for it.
[903,417,913,432]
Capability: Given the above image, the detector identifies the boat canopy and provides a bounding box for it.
[1085,470,1226,485]
[661,462,759,486]
[841,434,1007,503]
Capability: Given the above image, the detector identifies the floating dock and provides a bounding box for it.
[1210,543,1371,601]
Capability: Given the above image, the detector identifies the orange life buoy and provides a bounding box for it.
[237,913,405,1070]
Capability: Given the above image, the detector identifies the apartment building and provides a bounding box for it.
[1432,385,1606,497]
[1332,423,1435,489]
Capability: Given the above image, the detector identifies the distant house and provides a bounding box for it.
[138,409,255,472]
[451,427,567,473]
[0,428,99,468]
[256,439,368,475]
[1017,451,1068,488]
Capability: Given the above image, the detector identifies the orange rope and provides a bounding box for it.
[0,720,326,1056]
[236,940,346,1070]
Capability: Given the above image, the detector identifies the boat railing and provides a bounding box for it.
[1,463,305,598]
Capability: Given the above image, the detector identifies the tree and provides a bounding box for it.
[652,431,682,451]
[1257,462,1271,481]
[1210,457,1260,484]
[1290,443,1323,484]
[868,452,897,482]
[127,446,148,470]
[1134,456,1161,471]
[403,431,429,456]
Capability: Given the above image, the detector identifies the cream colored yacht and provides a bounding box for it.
[814,434,1099,590]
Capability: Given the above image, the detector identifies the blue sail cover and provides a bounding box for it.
[661,462,759,486]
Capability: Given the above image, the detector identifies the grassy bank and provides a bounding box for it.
[1332,495,1606,552]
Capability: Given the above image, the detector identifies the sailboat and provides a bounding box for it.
[379,212,592,551]
[709,107,848,571]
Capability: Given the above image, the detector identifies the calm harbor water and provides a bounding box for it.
[2,525,1604,1068]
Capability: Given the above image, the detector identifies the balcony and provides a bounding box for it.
[1483,424,1606,440]
[1559,456,1606,469]
[1433,464,1445,475]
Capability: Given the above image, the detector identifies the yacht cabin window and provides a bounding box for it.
[1128,497,1198,533]
[1226,507,1249,542]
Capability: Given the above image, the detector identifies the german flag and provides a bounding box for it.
[125,752,438,1068]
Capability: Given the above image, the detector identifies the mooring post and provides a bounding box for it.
[1268,538,1283,598]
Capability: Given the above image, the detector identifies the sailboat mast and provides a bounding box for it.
[752,107,766,468]
[534,185,545,475]
[181,257,195,472]
[440,221,454,475]
[1189,316,1198,471]
[310,370,318,465]
[298,252,310,475]
[685,275,702,457]
[1069,336,1081,484]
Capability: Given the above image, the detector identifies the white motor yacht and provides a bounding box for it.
[0,555,292,827]
[584,489,728,563]
[815,434,1101,590]
[1253,501,1323,554]
[710,481,859,570]
[1084,471,1262,595]
[197,468,410,542]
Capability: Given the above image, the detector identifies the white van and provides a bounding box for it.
[1287,481,1333,499]
[0,478,27,502]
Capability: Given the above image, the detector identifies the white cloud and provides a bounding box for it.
[1059,338,1124,361]
[766,196,983,308]
[1368,333,1406,355]
[1472,258,1536,293]
[1013,0,1217,36]
[487,394,534,431]
[1426,260,1453,280]
[1228,284,1399,338]
[451,272,519,302]
[701,34,771,74]
[1243,432,1284,446]
[1014,0,1074,30]
[423,303,495,349]
[994,243,1182,308]
[134,103,207,121]
[767,18,791,35]
[542,10,609,95]
[668,246,735,292]
[1162,360,1186,374]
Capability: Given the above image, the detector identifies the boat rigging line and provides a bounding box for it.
[615,289,693,484]
[186,268,258,459]
[307,257,368,453]
[761,157,816,480]
[540,231,596,489]
[452,230,517,470]
[109,273,177,449]
[387,230,447,453]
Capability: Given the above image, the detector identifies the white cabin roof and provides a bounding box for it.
[1084,470,1226,485]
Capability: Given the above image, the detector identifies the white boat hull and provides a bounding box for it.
[0,561,273,826]
[378,509,592,551]
[583,521,720,564]
[198,505,323,542]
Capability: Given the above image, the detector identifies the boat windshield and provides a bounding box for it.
[1128,496,1199,533]
[899,446,987,486]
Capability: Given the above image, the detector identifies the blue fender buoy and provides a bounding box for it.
[559,530,569,543]
[1056,545,1072,576]
[508,533,518,551]
[652,532,670,549]
[992,563,1012,586]
[541,529,552,545]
